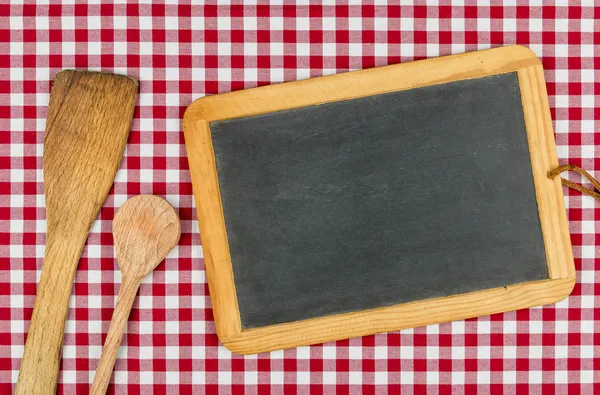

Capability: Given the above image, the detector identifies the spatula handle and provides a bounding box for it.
[15,232,88,395]
[90,274,141,395]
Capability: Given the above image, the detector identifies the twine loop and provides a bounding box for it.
[547,164,600,200]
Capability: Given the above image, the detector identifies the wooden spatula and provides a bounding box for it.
[15,70,138,395]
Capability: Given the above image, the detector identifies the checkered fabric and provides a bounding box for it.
[1,1,599,394]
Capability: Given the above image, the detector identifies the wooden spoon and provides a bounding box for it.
[90,195,180,395]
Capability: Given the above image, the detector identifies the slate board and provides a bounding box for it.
[210,72,549,329]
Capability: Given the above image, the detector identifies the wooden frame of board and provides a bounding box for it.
[182,45,575,355]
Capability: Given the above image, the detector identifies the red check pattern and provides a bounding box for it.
[1,1,599,394]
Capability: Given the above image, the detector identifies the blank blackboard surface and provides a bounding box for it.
[210,72,549,329]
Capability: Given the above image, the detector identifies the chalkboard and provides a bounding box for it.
[183,46,574,354]
[210,72,548,329]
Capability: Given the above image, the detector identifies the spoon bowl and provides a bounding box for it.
[113,194,180,278]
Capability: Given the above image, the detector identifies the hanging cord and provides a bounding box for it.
[547,164,600,200]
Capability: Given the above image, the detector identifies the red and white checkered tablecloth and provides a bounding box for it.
[1,1,598,394]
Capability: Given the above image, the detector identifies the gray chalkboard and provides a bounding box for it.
[210,72,548,329]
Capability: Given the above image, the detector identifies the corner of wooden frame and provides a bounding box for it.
[549,275,577,304]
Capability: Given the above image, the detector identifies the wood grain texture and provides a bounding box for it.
[90,274,139,395]
[517,66,575,280]
[16,70,138,394]
[221,278,575,354]
[182,119,242,338]
[182,46,575,355]
[184,45,540,122]
[91,195,180,395]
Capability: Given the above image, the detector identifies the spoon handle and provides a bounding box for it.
[90,274,141,395]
